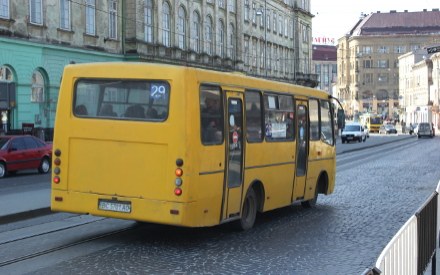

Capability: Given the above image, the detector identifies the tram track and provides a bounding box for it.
[0,215,137,270]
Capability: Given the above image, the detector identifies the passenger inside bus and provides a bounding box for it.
[201,95,222,143]
[74,104,88,116]
[99,104,117,117]
[124,104,145,119]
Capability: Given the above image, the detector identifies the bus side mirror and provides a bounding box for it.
[337,109,345,129]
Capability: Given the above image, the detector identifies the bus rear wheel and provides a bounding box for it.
[235,188,258,231]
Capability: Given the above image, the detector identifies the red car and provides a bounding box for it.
[0,135,52,178]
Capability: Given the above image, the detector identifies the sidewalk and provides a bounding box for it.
[0,187,51,224]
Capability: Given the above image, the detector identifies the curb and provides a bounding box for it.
[0,207,52,225]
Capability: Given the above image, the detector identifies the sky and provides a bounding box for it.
[311,0,440,44]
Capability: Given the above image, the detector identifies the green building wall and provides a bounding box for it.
[0,37,123,137]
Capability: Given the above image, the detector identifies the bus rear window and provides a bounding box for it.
[73,79,170,121]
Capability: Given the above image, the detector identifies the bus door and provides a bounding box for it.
[293,102,309,199]
[221,92,245,220]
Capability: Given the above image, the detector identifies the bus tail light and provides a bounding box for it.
[53,149,62,184]
[174,188,182,196]
[174,159,183,196]
[175,168,183,177]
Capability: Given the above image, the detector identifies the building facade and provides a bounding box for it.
[399,49,440,129]
[0,0,315,135]
[336,9,440,120]
[311,44,337,95]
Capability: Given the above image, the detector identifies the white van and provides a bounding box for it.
[341,123,367,143]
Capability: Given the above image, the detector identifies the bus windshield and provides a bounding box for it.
[74,79,170,121]
[371,117,382,124]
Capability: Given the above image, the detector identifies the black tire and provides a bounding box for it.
[418,135,421,139]
[341,139,345,144]
[0,162,6,178]
[235,188,258,231]
[301,186,318,208]
[38,157,51,174]
[358,137,362,143]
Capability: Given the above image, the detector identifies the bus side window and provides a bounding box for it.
[245,90,263,142]
[200,85,223,145]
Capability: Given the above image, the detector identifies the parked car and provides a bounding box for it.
[379,124,398,134]
[0,135,52,178]
[341,123,367,143]
[417,122,434,138]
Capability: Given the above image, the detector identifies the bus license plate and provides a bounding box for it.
[98,199,131,213]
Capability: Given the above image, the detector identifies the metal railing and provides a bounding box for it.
[363,180,439,275]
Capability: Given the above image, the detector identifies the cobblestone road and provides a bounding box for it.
[31,137,440,275]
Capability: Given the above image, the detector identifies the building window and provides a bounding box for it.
[162,2,171,47]
[218,20,225,57]
[252,40,257,67]
[377,73,389,84]
[259,40,264,68]
[363,59,372,68]
[228,0,235,12]
[252,3,256,24]
[378,46,389,54]
[228,23,235,59]
[144,0,153,43]
[244,0,249,21]
[364,73,373,84]
[362,46,372,54]
[205,16,213,55]
[29,0,43,25]
[177,6,186,49]
[273,13,277,32]
[219,0,225,9]
[31,70,45,103]
[192,11,201,53]
[278,16,282,35]
[108,0,117,39]
[377,60,389,68]
[0,0,9,19]
[85,0,96,35]
[59,0,70,30]
[394,45,406,53]
[0,66,13,81]
[266,10,270,31]
[244,37,249,65]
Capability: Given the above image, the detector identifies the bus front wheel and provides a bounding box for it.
[235,188,258,231]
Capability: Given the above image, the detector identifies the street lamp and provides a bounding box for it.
[256,1,267,77]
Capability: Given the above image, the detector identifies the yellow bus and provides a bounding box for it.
[51,62,338,230]
[359,113,383,133]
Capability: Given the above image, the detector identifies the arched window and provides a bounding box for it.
[144,0,153,43]
[192,11,201,53]
[228,23,235,59]
[162,2,171,47]
[218,20,225,57]
[0,66,13,82]
[177,6,186,49]
[205,16,213,55]
[31,70,45,103]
